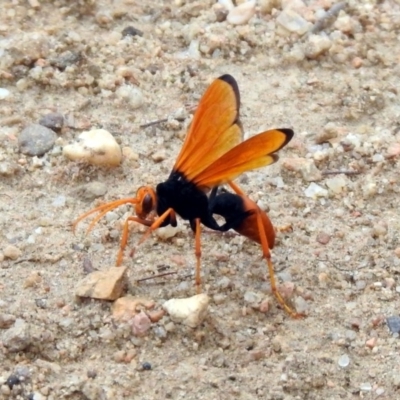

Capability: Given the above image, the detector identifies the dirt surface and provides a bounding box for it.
[1,0,400,399]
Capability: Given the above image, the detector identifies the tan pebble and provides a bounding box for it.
[131,311,152,337]
[281,157,322,181]
[113,350,126,363]
[318,272,330,285]
[386,143,400,159]
[75,266,127,300]
[151,149,167,162]
[112,296,155,322]
[259,298,270,313]
[352,57,363,68]
[124,349,137,363]
[122,146,139,161]
[316,232,330,245]
[170,254,186,266]
[365,337,377,349]
[383,277,395,289]
[279,282,295,299]
[63,129,122,167]
[227,1,256,25]
[147,309,165,323]
[24,271,42,288]
[394,247,400,258]
[3,245,22,260]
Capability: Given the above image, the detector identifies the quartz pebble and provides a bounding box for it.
[0,88,11,99]
[115,85,144,110]
[277,8,311,35]
[304,182,328,199]
[227,1,256,25]
[18,124,57,156]
[163,294,209,328]
[338,354,350,368]
[63,129,122,167]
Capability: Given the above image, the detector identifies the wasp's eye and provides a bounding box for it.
[142,194,154,214]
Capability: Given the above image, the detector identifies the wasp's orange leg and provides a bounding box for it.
[117,215,155,266]
[194,218,202,293]
[254,209,302,318]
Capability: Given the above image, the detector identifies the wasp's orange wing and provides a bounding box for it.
[173,75,243,180]
[192,129,293,189]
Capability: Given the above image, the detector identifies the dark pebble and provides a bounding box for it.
[39,112,64,133]
[6,374,21,389]
[18,124,57,156]
[387,316,400,334]
[142,362,152,370]
[122,26,143,37]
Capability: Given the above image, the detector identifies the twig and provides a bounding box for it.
[311,2,347,34]
[136,270,178,282]
[139,118,168,129]
[321,170,360,176]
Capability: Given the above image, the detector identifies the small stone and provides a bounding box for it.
[163,294,209,328]
[259,298,270,313]
[360,382,372,392]
[72,182,108,201]
[156,225,178,240]
[0,313,16,329]
[18,124,57,156]
[352,57,363,69]
[115,85,144,110]
[304,35,332,59]
[142,362,152,370]
[386,316,400,334]
[131,311,152,337]
[3,244,22,260]
[304,182,328,199]
[282,157,322,181]
[112,296,155,322]
[244,291,263,306]
[277,8,311,35]
[365,337,377,349]
[23,271,42,288]
[394,248,400,258]
[0,161,20,176]
[122,26,143,37]
[147,309,165,323]
[316,232,330,245]
[227,1,256,25]
[38,112,64,133]
[75,266,127,301]
[387,143,400,159]
[63,129,122,167]
[151,149,167,162]
[326,176,347,194]
[0,88,11,99]
[3,319,32,352]
[338,354,350,368]
[316,122,340,144]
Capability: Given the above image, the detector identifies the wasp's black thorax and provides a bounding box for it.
[156,171,218,230]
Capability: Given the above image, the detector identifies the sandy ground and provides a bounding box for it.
[1,0,400,399]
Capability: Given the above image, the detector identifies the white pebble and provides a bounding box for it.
[156,226,179,240]
[163,294,209,328]
[326,176,347,194]
[304,182,328,199]
[277,8,311,35]
[63,129,122,167]
[0,88,10,99]
[227,1,256,25]
[115,85,144,110]
[338,354,350,368]
[218,0,234,11]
